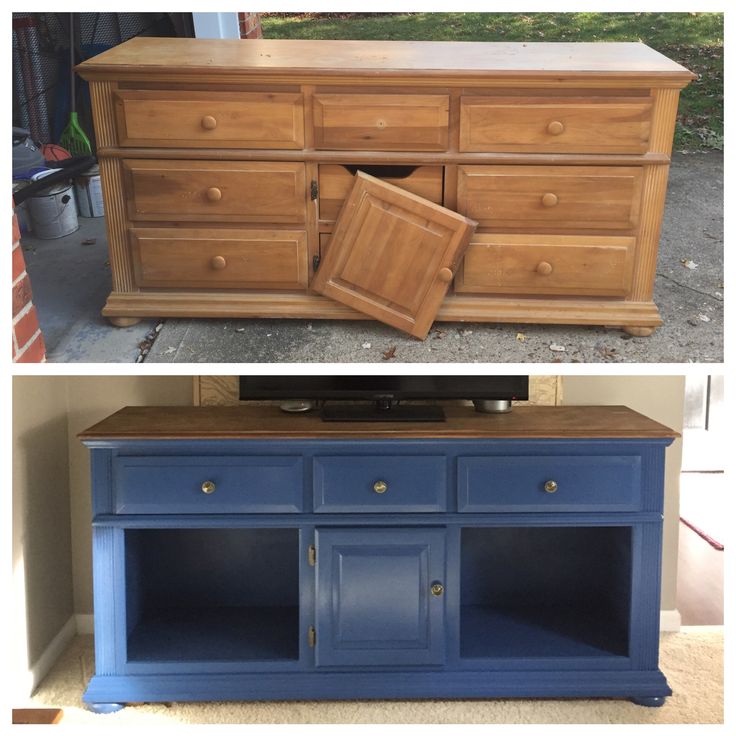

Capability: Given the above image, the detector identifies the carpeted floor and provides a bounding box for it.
[24,629,723,724]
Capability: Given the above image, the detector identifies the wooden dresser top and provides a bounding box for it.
[77,37,694,83]
[79,405,678,441]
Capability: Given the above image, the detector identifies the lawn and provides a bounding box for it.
[261,12,723,150]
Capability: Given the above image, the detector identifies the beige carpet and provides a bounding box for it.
[24,628,723,724]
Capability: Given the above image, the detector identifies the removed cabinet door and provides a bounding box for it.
[311,172,476,339]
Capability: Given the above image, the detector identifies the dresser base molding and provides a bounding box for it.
[83,669,671,709]
[102,291,662,332]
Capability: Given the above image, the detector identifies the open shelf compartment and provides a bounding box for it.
[460,526,632,660]
[124,528,300,663]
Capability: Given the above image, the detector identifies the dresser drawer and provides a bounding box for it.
[313,456,447,512]
[123,160,306,223]
[459,95,653,154]
[114,89,304,149]
[457,455,642,512]
[455,233,636,297]
[113,456,304,513]
[318,164,444,221]
[130,228,308,290]
[313,94,449,151]
[457,165,642,230]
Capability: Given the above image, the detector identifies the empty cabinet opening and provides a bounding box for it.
[124,528,299,662]
[460,526,632,660]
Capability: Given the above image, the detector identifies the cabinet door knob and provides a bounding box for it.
[211,255,227,270]
[201,481,216,494]
[431,582,444,597]
[201,115,218,130]
[541,192,558,208]
[373,480,388,494]
[438,267,454,283]
[547,120,565,136]
[544,480,558,493]
[206,187,222,202]
[536,261,553,276]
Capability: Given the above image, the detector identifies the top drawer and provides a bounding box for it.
[114,89,305,149]
[459,95,653,154]
[113,455,304,514]
[313,94,450,151]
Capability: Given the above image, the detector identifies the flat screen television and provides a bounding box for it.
[238,375,529,422]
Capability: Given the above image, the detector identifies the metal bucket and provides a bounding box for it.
[27,181,79,239]
[74,164,105,217]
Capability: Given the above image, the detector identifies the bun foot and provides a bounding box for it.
[107,316,142,327]
[85,702,125,714]
[623,325,656,337]
[630,695,667,707]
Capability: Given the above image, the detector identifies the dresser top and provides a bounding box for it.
[79,405,677,441]
[77,37,694,82]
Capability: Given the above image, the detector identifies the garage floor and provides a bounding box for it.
[20,151,723,363]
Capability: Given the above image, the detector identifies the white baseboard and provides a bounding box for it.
[27,615,77,695]
[660,609,682,632]
[75,613,95,635]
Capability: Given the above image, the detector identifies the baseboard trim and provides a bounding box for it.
[75,613,95,635]
[660,609,682,632]
[28,615,77,694]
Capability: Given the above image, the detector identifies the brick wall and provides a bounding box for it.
[238,12,263,39]
[12,204,46,363]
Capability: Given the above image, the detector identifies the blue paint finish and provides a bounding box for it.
[82,430,673,708]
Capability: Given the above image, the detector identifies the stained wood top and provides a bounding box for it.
[79,405,678,441]
[77,38,694,82]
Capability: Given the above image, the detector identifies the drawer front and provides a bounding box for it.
[124,160,306,223]
[455,233,636,297]
[459,96,653,154]
[130,228,308,289]
[457,455,642,512]
[114,456,304,513]
[114,89,304,149]
[313,94,449,151]
[457,165,642,230]
[313,456,447,512]
[318,164,444,221]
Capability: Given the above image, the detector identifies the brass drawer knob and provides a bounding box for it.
[201,480,216,494]
[547,120,565,136]
[431,582,444,597]
[206,187,222,202]
[541,192,558,208]
[373,480,388,494]
[536,261,553,276]
[201,115,218,130]
[211,255,227,270]
[544,480,558,494]
[438,267,454,283]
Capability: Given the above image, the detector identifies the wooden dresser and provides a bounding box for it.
[77,38,693,335]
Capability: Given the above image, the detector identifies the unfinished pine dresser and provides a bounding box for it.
[77,38,694,335]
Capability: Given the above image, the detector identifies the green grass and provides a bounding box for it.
[261,12,723,150]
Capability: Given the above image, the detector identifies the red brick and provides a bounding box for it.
[12,274,33,318]
[15,331,46,363]
[12,242,26,282]
[12,209,21,244]
[14,305,41,350]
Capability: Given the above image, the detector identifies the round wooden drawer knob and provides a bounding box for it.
[541,192,558,208]
[201,115,218,130]
[211,255,227,270]
[536,261,553,276]
[206,187,222,202]
[438,267,454,283]
[547,120,565,136]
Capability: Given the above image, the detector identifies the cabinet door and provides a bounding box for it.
[315,527,446,667]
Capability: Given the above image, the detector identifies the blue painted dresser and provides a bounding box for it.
[79,404,677,712]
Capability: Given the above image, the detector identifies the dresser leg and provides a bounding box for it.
[85,702,126,714]
[107,316,143,327]
[623,325,656,337]
[630,695,667,707]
